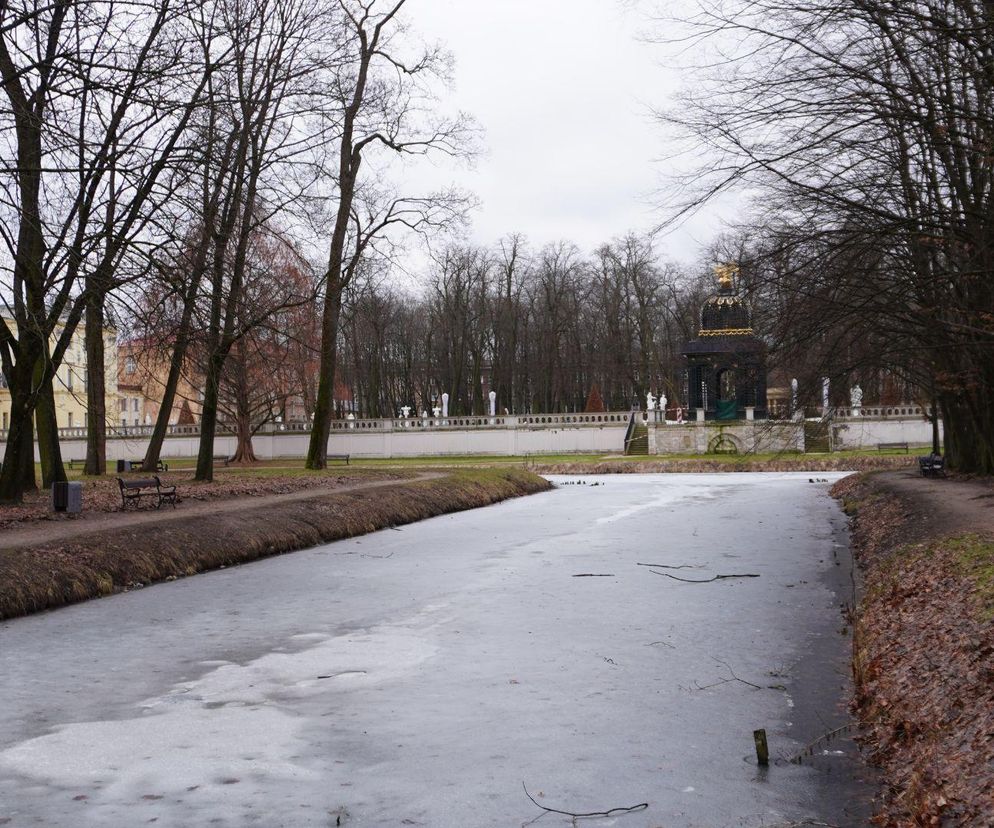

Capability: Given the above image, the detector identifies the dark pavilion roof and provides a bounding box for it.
[699,266,753,337]
[683,264,764,356]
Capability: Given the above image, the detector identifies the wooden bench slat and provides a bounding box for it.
[117,475,178,510]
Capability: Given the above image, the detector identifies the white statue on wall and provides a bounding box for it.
[659,393,667,420]
[646,390,656,411]
[432,406,441,419]
[850,384,863,416]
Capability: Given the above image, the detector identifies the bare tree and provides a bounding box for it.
[654,0,994,472]
[0,0,226,502]
[306,0,473,468]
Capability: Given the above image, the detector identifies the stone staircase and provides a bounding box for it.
[626,423,649,455]
[803,420,831,453]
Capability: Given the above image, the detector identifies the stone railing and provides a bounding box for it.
[321,411,632,431]
[833,405,931,419]
[0,411,632,443]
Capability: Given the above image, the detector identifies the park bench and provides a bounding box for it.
[129,459,168,472]
[213,455,230,467]
[66,458,84,470]
[918,453,946,478]
[117,475,177,510]
[329,454,350,465]
[877,442,910,453]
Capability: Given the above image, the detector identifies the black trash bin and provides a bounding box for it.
[52,481,83,513]
[52,481,68,511]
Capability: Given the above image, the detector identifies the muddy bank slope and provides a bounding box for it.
[0,469,551,621]
[832,471,994,827]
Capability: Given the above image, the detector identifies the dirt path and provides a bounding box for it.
[869,469,994,538]
[0,473,443,551]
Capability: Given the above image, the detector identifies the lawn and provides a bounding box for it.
[40,444,931,480]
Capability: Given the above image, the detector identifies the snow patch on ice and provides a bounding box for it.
[0,618,439,807]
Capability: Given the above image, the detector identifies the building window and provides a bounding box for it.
[133,398,139,412]
[125,356,136,374]
[66,369,73,391]
[2,412,7,430]
[120,398,127,413]
[68,412,73,428]
[122,417,127,428]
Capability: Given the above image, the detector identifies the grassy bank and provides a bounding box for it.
[40,448,925,478]
[535,453,917,475]
[0,468,551,621]
[832,473,994,826]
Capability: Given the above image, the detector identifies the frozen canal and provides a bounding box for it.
[0,473,872,827]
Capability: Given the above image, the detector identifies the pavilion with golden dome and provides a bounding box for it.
[682,264,768,420]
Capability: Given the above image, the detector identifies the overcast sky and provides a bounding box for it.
[398,0,725,268]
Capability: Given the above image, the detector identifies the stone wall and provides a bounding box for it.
[2,412,633,462]
[831,416,940,450]
[0,411,942,462]
[648,421,803,455]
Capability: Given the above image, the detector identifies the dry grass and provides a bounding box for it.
[0,469,551,621]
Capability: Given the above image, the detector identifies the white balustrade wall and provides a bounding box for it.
[831,416,941,450]
[0,409,942,461]
[0,412,633,461]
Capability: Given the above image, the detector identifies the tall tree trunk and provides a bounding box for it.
[143,304,198,472]
[18,414,36,492]
[230,395,257,464]
[931,395,941,456]
[231,421,257,463]
[36,356,66,487]
[0,337,42,503]
[307,281,343,468]
[229,341,256,464]
[84,291,107,476]
[194,354,225,482]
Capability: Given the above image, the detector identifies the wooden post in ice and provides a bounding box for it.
[753,729,769,766]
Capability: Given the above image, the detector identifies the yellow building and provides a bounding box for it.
[0,316,119,434]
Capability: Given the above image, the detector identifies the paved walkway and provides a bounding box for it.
[0,473,442,551]
[871,468,994,537]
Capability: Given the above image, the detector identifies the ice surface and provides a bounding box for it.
[0,473,871,827]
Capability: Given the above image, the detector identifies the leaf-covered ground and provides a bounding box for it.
[0,468,404,531]
[832,473,994,827]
